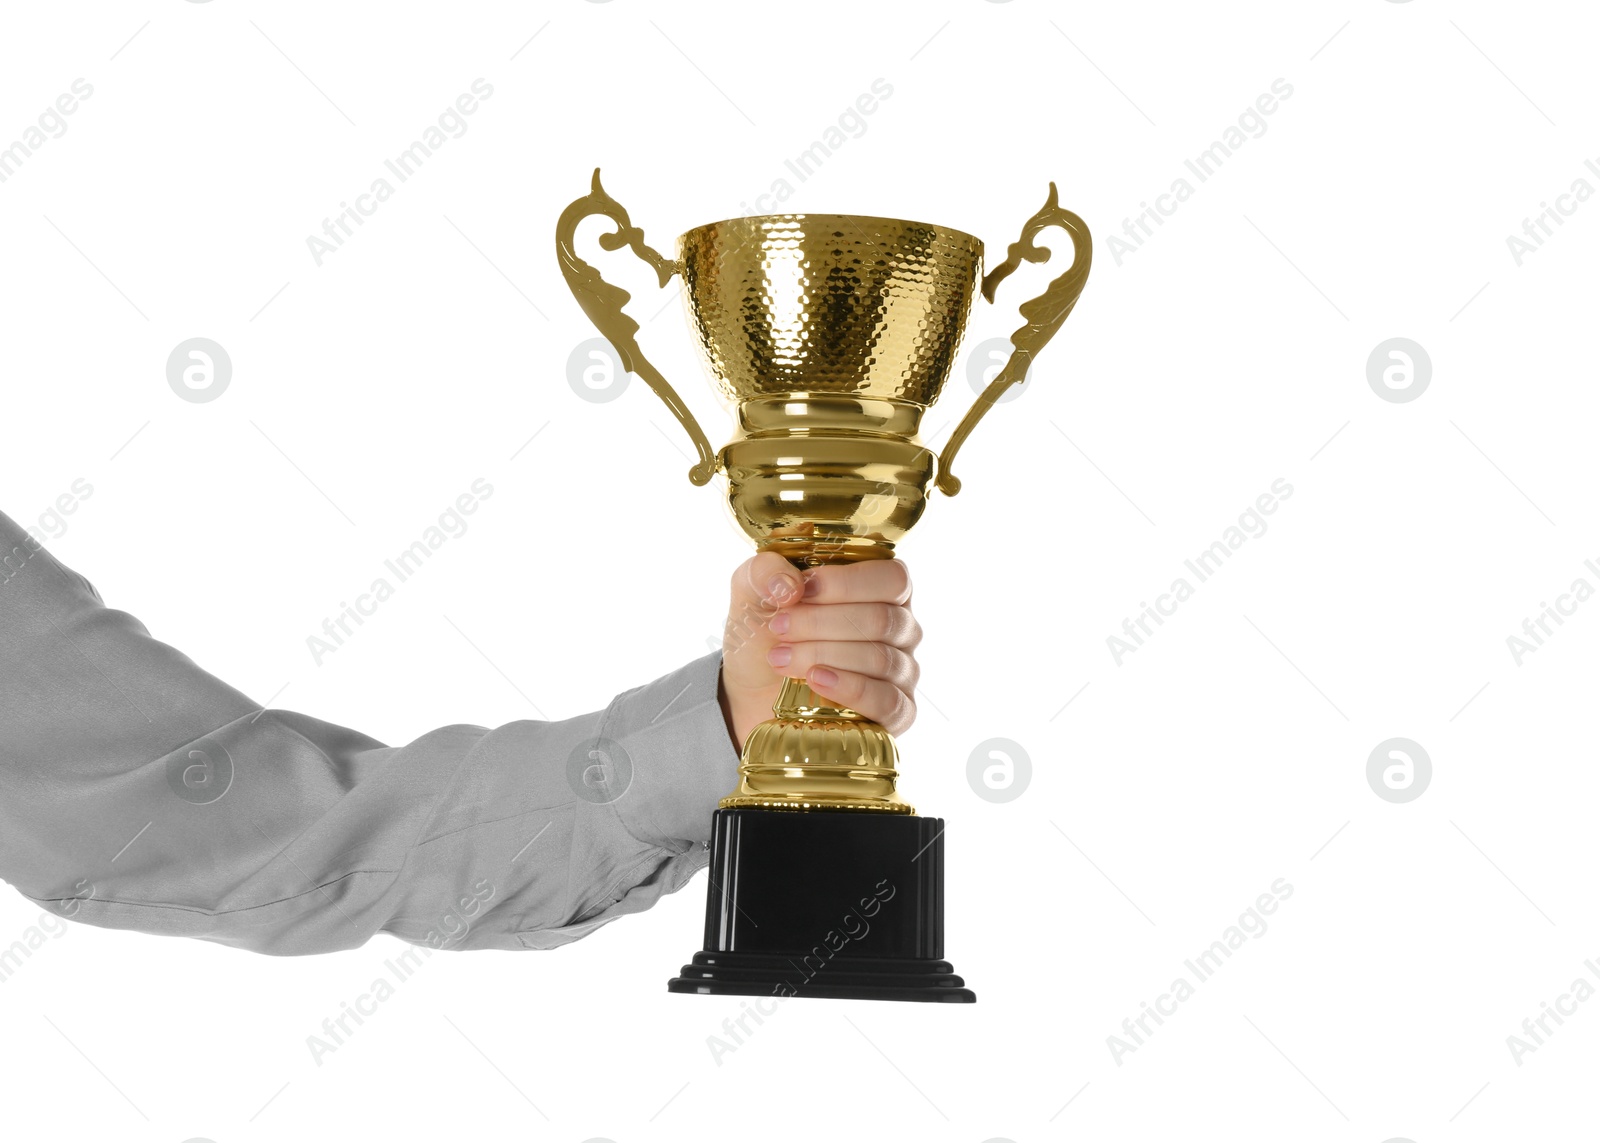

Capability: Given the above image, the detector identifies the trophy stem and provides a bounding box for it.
[772,677,863,722]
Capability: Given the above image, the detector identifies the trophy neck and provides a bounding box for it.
[734,395,927,439]
[717,394,937,568]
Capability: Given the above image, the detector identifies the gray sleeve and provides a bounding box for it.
[0,509,739,955]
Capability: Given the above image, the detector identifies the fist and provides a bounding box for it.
[718,551,921,751]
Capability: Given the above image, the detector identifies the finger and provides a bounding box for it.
[771,602,921,648]
[730,551,803,617]
[768,639,918,689]
[805,666,916,735]
[799,559,912,606]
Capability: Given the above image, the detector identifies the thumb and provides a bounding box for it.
[730,550,803,617]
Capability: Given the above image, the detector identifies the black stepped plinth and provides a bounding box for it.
[667,808,975,1003]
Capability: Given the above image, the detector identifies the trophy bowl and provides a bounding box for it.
[678,211,983,563]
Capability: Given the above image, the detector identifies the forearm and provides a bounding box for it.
[0,511,737,954]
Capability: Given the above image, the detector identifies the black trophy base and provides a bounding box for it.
[670,951,974,1003]
[667,808,975,1003]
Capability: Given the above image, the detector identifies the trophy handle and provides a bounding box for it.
[555,169,718,486]
[934,182,1092,496]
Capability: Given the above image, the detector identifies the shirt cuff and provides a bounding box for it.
[599,648,741,849]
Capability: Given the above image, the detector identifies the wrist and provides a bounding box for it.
[717,669,777,753]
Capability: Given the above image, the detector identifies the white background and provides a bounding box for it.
[2,1,1597,1140]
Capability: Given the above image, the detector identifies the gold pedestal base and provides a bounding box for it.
[719,678,914,814]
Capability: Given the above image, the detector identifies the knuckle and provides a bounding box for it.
[747,552,794,604]
[886,560,911,601]
[831,669,865,702]
[890,689,916,734]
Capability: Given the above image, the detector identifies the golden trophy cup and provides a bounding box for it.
[556,170,1090,1002]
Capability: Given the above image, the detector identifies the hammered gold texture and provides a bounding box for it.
[677,215,984,405]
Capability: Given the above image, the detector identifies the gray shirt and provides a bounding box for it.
[0,509,737,955]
